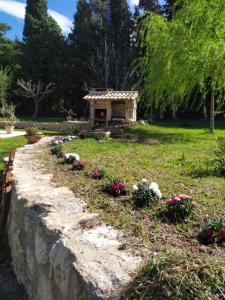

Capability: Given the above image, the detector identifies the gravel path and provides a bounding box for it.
[0,237,27,300]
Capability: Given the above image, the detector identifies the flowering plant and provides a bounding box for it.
[132,179,162,207]
[165,194,196,219]
[205,218,225,244]
[73,161,88,171]
[25,127,40,136]
[91,168,106,180]
[51,136,77,146]
[104,179,126,197]
[50,143,64,156]
[64,153,80,164]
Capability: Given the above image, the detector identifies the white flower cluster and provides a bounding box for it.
[64,153,80,162]
[133,179,162,199]
[51,136,77,146]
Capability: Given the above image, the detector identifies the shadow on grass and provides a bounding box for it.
[123,126,195,144]
[149,119,225,130]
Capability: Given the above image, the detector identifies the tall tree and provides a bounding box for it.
[138,0,162,13]
[164,0,178,19]
[137,0,225,132]
[109,0,133,89]
[21,0,65,117]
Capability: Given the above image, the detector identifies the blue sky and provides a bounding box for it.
[0,0,165,40]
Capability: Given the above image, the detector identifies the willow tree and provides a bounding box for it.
[138,0,225,132]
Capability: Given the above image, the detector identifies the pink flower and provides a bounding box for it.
[92,168,100,177]
[165,198,173,204]
[174,196,181,203]
[180,205,186,209]
[59,150,66,156]
[178,194,192,200]
[220,227,225,237]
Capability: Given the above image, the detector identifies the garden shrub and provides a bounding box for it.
[104,178,126,197]
[91,168,106,180]
[50,143,64,157]
[132,180,162,207]
[165,195,196,220]
[64,153,80,164]
[72,161,87,171]
[204,218,225,244]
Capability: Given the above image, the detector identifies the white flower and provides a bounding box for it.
[142,178,148,183]
[65,153,80,162]
[133,184,138,191]
[64,153,72,159]
[71,153,80,161]
[149,182,162,199]
[155,190,162,199]
[149,182,159,190]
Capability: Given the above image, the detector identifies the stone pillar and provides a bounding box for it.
[90,100,95,127]
[106,100,112,127]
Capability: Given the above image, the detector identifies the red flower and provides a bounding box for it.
[220,227,225,237]
[207,228,215,243]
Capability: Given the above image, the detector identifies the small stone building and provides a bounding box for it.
[84,89,139,127]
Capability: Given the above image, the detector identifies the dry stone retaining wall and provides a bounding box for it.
[8,139,142,300]
[0,121,88,133]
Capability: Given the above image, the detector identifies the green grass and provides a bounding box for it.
[0,136,26,171]
[44,120,225,299]
[0,130,71,171]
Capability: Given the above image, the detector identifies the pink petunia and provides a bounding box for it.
[178,194,192,200]
[165,198,173,204]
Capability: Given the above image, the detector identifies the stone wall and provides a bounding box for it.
[8,139,142,300]
[0,121,88,133]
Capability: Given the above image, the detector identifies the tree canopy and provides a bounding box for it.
[138,0,225,130]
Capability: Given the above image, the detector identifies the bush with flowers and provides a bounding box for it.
[104,178,126,197]
[132,179,162,207]
[64,153,80,164]
[51,136,76,146]
[50,143,65,157]
[91,168,106,180]
[165,194,196,219]
[204,218,225,244]
[73,161,88,171]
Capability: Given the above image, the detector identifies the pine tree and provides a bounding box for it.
[164,0,177,19]
[138,0,161,13]
[23,0,49,38]
[22,0,62,81]
[21,0,65,117]
[109,0,133,89]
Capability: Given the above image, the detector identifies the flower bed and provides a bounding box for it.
[41,124,225,299]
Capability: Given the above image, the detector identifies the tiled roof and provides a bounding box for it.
[84,90,139,101]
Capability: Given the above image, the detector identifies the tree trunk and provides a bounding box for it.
[33,99,39,120]
[210,89,215,133]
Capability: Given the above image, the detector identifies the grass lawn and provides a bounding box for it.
[0,136,26,171]
[44,120,225,299]
[0,130,71,171]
